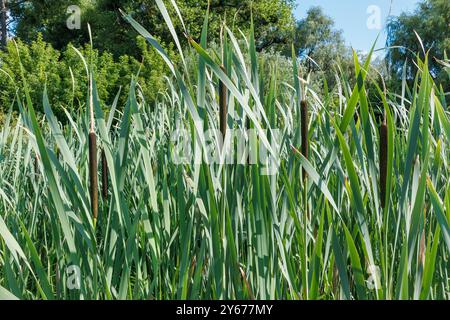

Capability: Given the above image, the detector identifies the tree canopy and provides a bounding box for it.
[386,0,450,85]
[294,6,346,70]
[293,6,355,89]
[6,0,296,57]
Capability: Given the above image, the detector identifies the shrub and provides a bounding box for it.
[0,34,175,119]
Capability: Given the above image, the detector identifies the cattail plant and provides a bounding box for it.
[300,99,310,299]
[219,64,228,141]
[379,113,388,209]
[300,100,309,180]
[1,6,448,301]
[88,74,99,222]
[419,230,426,268]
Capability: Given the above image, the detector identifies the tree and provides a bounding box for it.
[174,0,295,52]
[1,0,8,50]
[293,6,351,88]
[6,0,295,57]
[12,0,151,57]
[386,0,450,86]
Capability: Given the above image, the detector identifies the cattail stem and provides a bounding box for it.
[301,100,309,180]
[300,100,310,299]
[219,64,228,142]
[89,132,99,222]
[379,115,388,209]
[101,149,108,200]
[88,70,99,223]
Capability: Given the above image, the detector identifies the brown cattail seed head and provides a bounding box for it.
[379,116,388,209]
[219,64,228,141]
[89,132,99,221]
[419,230,426,268]
[301,100,309,180]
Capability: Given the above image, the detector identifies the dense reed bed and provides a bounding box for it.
[0,2,449,300]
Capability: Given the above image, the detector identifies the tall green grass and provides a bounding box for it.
[0,2,449,300]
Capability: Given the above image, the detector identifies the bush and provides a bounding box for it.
[0,34,175,119]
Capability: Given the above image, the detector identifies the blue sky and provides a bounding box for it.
[294,0,421,55]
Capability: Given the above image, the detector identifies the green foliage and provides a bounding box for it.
[0,34,174,118]
[7,0,295,57]
[0,34,64,113]
[176,0,295,51]
[294,6,346,69]
[386,0,450,87]
[292,6,357,90]
[0,2,449,300]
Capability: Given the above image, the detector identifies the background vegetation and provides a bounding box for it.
[0,0,449,300]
